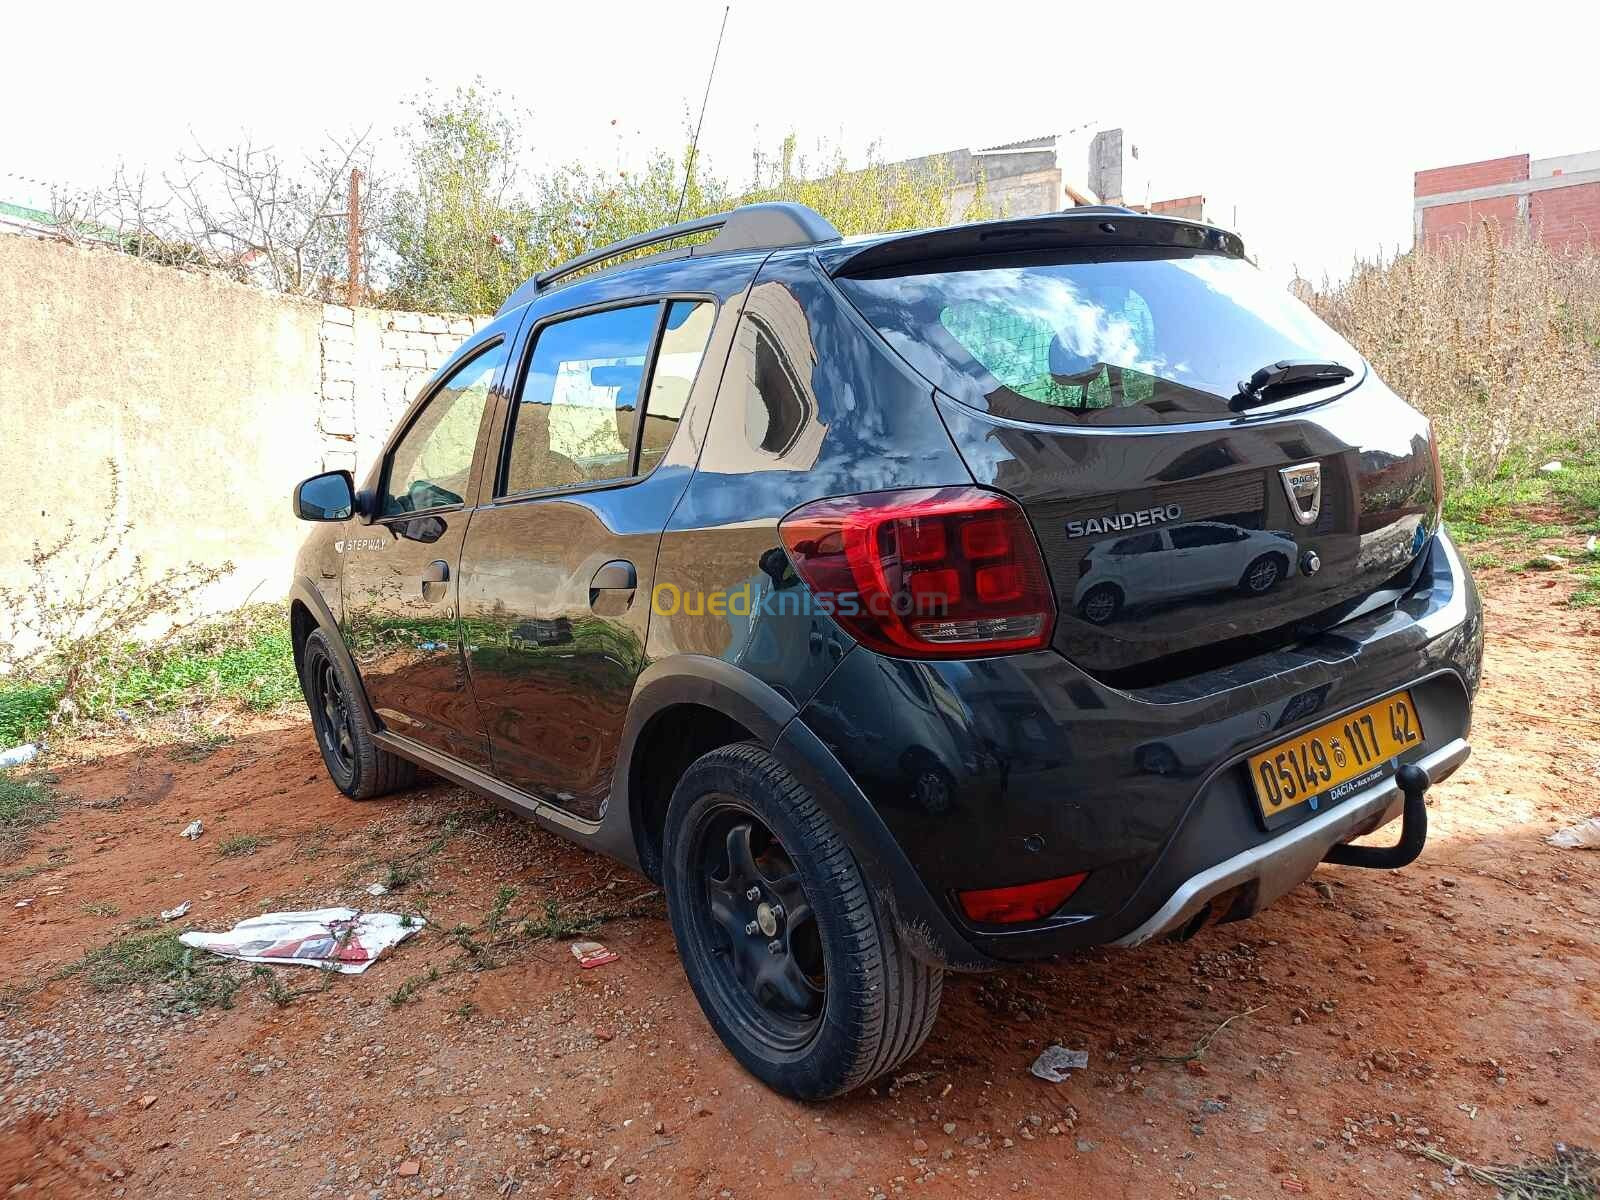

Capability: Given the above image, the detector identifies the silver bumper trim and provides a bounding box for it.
[1113,737,1471,947]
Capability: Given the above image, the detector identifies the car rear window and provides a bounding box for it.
[835,249,1362,426]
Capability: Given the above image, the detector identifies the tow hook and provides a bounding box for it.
[1323,762,1430,869]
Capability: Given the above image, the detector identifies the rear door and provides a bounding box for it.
[459,297,719,820]
[831,230,1441,686]
[342,341,508,767]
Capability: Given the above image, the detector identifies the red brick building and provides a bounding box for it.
[1414,148,1600,251]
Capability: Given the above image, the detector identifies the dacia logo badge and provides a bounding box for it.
[1279,462,1323,526]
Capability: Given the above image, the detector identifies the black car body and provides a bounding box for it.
[289,203,1482,1096]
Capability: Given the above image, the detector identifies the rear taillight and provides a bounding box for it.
[956,873,1087,924]
[777,486,1055,658]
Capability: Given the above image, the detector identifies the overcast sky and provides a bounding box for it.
[5,0,1595,283]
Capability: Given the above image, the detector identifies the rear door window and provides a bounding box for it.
[1112,532,1164,555]
[835,249,1362,426]
[638,300,714,476]
[503,304,659,495]
[502,300,714,496]
[1170,524,1239,549]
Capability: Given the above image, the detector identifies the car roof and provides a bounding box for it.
[495,203,1248,319]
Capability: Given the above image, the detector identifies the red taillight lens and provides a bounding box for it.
[956,873,1087,925]
[778,487,1056,658]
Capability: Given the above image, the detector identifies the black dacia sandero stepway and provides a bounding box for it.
[289,203,1483,1099]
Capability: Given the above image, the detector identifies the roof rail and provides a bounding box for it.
[1063,204,1138,215]
[496,202,841,316]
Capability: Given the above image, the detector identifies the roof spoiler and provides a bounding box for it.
[496,202,841,316]
[816,211,1246,279]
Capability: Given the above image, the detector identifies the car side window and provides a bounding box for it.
[1112,532,1163,555]
[638,300,714,475]
[381,342,506,517]
[503,304,660,496]
[1170,524,1233,549]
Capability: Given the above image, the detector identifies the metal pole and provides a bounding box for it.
[346,169,362,306]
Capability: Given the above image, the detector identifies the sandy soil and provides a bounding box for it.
[2,560,1597,1199]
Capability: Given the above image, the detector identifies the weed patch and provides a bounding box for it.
[1413,1142,1599,1200]
[66,931,242,1014]
[218,833,268,857]
[0,774,58,847]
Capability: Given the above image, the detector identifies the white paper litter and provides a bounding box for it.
[179,907,425,974]
[1548,818,1600,850]
[180,820,204,840]
[365,882,389,896]
[160,901,191,922]
[1030,1045,1090,1082]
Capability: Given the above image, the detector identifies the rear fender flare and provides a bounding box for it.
[607,655,989,970]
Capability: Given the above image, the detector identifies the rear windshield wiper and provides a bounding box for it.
[1231,359,1354,410]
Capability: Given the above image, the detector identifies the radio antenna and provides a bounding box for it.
[675,4,730,223]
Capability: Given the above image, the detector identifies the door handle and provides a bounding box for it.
[421,559,450,601]
[589,560,637,608]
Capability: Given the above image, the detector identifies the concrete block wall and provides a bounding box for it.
[318,305,493,481]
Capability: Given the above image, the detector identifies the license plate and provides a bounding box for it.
[1247,690,1424,826]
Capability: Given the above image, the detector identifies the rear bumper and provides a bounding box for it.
[791,527,1484,968]
[1113,736,1468,946]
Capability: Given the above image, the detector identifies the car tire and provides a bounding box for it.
[662,742,943,1100]
[1240,553,1285,595]
[299,628,417,800]
[1079,582,1123,625]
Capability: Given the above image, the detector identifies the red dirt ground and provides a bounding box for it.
[2,562,1597,1199]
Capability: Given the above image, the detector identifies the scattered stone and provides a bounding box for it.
[397,1161,420,1177]
[137,1095,157,1110]
[942,1122,957,1136]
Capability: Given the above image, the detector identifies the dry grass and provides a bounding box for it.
[1306,226,1600,488]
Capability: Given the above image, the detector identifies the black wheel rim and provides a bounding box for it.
[308,648,356,778]
[687,801,825,1050]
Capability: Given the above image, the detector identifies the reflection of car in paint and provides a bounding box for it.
[1073,523,1298,624]
[509,617,573,649]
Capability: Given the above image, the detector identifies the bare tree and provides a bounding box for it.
[51,130,387,301]
[165,129,383,296]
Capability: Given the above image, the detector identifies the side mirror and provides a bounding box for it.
[293,470,356,522]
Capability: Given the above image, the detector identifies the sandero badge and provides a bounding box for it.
[1065,503,1183,539]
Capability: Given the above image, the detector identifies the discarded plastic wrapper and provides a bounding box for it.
[1548,817,1600,850]
[1030,1045,1090,1083]
[180,820,204,840]
[161,900,192,922]
[570,940,619,969]
[366,882,389,896]
[179,908,425,974]
[0,743,40,770]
